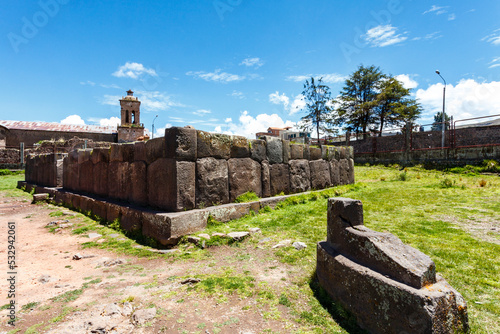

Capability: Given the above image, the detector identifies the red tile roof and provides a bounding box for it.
[0,120,117,134]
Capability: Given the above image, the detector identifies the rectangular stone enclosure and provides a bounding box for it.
[26,127,355,212]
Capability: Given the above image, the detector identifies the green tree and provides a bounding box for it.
[298,77,335,144]
[431,111,451,131]
[336,65,385,138]
[374,77,422,135]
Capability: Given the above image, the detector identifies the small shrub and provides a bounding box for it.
[483,159,499,172]
[398,171,409,181]
[440,178,454,188]
[416,174,421,179]
[479,179,487,187]
[380,177,386,181]
[234,191,259,203]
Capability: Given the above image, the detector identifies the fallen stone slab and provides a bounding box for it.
[317,197,469,334]
[227,231,250,241]
[32,193,49,203]
[132,308,156,326]
[293,241,307,250]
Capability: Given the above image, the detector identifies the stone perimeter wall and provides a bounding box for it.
[44,127,355,212]
[25,153,66,187]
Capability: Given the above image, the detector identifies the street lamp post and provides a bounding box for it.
[435,70,446,148]
[152,115,158,139]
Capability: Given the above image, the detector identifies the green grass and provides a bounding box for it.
[234,191,260,203]
[0,174,31,199]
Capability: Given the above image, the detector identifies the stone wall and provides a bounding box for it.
[58,127,354,212]
[25,153,66,187]
[5,129,117,147]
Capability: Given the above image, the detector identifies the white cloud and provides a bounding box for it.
[225,118,232,123]
[230,90,245,99]
[112,62,157,79]
[240,57,264,68]
[290,94,306,115]
[416,79,500,123]
[364,24,407,47]
[153,123,172,138]
[217,111,296,138]
[99,117,121,127]
[193,109,211,116]
[483,29,500,46]
[100,83,121,89]
[101,95,121,107]
[186,69,244,83]
[423,5,449,15]
[489,57,500,68]
[101,91,183,112]
[286,73,346,84]
[448,13,456,21]
[395,74,419,89]
[269,91,290,109]
[80,80,95,86]
[61,115,85,125]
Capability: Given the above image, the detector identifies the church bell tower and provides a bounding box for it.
[117,90,145,142]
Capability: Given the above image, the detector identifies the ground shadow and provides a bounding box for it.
[309,269,369,334]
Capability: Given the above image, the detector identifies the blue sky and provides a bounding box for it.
[2,0,500,138]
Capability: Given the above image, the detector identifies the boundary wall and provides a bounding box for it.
[28,127,355,213]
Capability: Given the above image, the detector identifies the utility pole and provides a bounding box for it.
[435,70,447,148]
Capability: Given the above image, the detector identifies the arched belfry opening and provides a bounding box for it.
[118,90,145,142]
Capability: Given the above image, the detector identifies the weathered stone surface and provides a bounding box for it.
[228,158,262,201]
[145,137,166,164]
[110,143,134,162]
[132,308,156,325]
[79,160,94,193]
[290,144,304,160]
[339,146,347,159]
[303,145,311,160]
[269,163,290,196]
[249,139,266,162]
[196,158,229,207]
[90,148,109,164]
[78,149,92,164]
[108,162,130,201]
[32,193,48,203]
[147,158,196,211]
[89,199,107,221]
[329,160,340,186]
[321,146,338,161]
[309,160,331,189]
[348,158,355,184]
[230,136,250,158]
[165,126,197,161]
[264,136,283,164]
[261,160,271,198]
[207,202,252,222]
[196,131,231,159]
[129,161,148,206]
[120,207,143,233]
[327,198,436,289]
[133,141,147,162]
[56,158,64,187]
[310,147,322,160]
[227,231,250,241]
[317,242,468,334]
[93,162,108,197]
[141,212,172,244]
[339,159,349,185]
[282,140,290,163]
[106,202,122,224]
[289,159,311,193]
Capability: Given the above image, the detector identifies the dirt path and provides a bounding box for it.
[0,194,309,334]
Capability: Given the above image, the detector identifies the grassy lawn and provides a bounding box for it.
[2,166,499,333]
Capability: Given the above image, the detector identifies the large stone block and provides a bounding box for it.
[196,130,231,159]
[230,136,250,158]
[264,136,283,164]
[78,149,92,164]
[110,143,134,162]
[339,159,349,185]
[120,207,143,233]
[303,145,311,160]
[129,161,148,206]
[228,158,262,202]
[145,137,166,165]
[165,126,197,161]
[321,146,338,161]
[196,158,229,207]
[134,141,147,162]
[310,147,322,160]
[79,160,94,193]
[249,139,266,162]
[106,202,123,224]
[107,162,130,201]
[142,212,173,245]
[329,160,340,186]
[290,144,304,160]
[348,158,355,184]
[289,159,311,193]
[147,158,196,211]
[282,140,290,163]
[309,160,331,190]
[93,162,108,197]
[317,242,469,334]
[261,160,271,198]
[317,197,469,334]
[269,163,290,196]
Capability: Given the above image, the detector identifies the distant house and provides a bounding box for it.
[256,127,311,143]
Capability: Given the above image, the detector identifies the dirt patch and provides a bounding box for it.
[435,214,500,245]
[0,194,315,334]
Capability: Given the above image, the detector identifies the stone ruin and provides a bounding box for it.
[21,127,355,245]
[316,198,469,334]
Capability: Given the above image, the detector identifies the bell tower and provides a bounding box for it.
[117,90,145,142]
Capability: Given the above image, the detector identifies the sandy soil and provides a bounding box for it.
[0,194,307,334]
